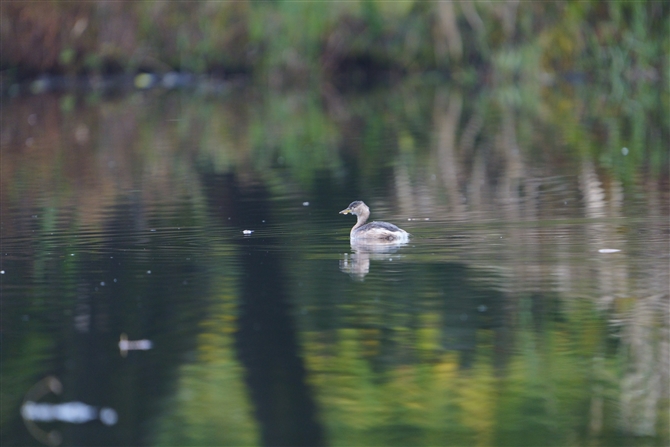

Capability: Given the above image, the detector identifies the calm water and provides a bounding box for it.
[1,81,668,446]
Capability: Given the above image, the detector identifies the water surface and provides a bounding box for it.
[1,82,668,446]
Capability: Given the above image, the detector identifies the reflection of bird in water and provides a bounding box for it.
[340,242,404,281]
[339,201,409,242]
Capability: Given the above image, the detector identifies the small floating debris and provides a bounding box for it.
[598,249,621,254]
[302,201,310,206]
[242,229,254,235]
[119,333,153,357]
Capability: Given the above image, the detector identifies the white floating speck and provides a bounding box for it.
[621,147,629,156]
[100,281,105,286]
[146,270,152,274]
[303,201,310,206]
[0,270,4,274]
[242,230,254,235]
[599,249,621,253]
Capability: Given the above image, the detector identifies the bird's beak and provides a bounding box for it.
[339,208,351,214]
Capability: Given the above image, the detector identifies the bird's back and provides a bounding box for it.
[352,221,409,242]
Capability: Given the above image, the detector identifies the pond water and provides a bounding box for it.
[1,80,668,446]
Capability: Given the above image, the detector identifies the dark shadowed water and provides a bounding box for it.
[1,81,668,446]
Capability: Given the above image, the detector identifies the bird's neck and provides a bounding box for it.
[351,209,370,235]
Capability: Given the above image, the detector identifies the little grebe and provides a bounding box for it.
[339,201,409,242]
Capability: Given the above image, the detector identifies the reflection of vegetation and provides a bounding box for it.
[296,294,655,446]
[0,94,218,445]
[0,332,53,440]
[249,90,342,185]
[151,275,259,447]
[2,68,667,445]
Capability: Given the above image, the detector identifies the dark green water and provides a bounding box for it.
[1,81,668,446]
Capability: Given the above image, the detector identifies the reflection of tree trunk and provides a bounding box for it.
[434,90,464,216]
[589,385,604,435]
[204,173,324,447]
[620,294,664,436]
[497,111,523,211]
[235,185,323,446]
[496,0,519,39]
[434,1,462,63]
[467,151,486,213]
[461,111,486,213]
[645,179,670,409]
[619,178,669,437]
[496,110,530,294]
[579,161,628,310]
[579,160,605,220]
[458,110,483,157]
[461,3,484,37]
[496,110,524,236]
[394,163,414,217]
